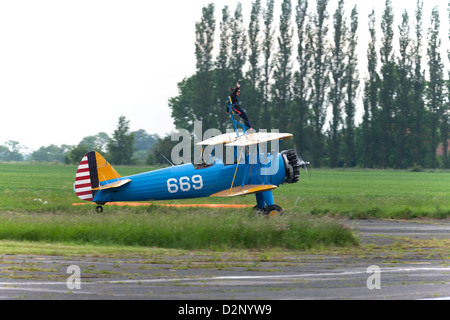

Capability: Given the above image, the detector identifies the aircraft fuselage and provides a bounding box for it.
[92,154,286,203]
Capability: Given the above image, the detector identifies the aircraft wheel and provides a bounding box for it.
[253,205,265,216]
[264,205,284,217]
[95,205,103,213]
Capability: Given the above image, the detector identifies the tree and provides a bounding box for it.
[133,129,157,152]
[107,116,135,165]
[447,1,450,168]
[343,5,359,167]
[133,129,158,164]
[147,133,179,166]
[361,9,379,168]
[447,0,450,167]
[30,144,70,163]
[229,2,247,82]
[174,1,450,169]
[66,132,109,164]
[394,10,413,168]
[216,5,233,132]
[292,0,311,156]
[328,0,347,167]
[0,141,25,162]
[259,0,275,130]
[379,0,396,168]
[194,4,216,130]
[66,144,90,165]
[272,0,294,133]
[308,0,330,167]
[427,7,445,168]
[78,132,109,153]
[410,0,426,167]
[195,4,215,75]
[169,76,197,133]
[246,0,263,128]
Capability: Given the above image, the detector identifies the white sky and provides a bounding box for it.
[0,0,448,152]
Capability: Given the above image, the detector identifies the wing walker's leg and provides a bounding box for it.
[228,105,247,136]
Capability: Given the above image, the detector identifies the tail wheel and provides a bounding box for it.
[264,205,284,217]
[95,205,103,213]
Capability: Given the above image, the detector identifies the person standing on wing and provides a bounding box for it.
[226,82,254,132]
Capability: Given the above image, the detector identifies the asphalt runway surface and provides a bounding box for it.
[0,219,449,300]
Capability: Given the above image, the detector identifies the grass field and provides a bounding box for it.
[0,162,449,250]
[279,169,450,219]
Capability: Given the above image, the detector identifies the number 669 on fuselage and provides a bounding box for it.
[74,131,309,216]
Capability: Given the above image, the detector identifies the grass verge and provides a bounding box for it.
[0,208,357,250]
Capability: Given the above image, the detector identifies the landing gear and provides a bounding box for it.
[254,191,284,218]
[253,205,265,216]
[94,202,106,213]
[264,204,284,217]
[253,204,284,217]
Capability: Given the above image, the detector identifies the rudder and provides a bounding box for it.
[74,151,121,201]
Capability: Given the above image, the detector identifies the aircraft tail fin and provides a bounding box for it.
[74,151,121,201]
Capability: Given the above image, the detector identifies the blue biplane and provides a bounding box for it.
[74,106,309,216]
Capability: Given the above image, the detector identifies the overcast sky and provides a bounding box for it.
[0,0,448,152]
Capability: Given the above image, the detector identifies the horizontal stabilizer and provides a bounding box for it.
[92,178,131,191]
[210,184,277,198]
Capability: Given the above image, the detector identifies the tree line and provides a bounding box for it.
[169,0,450,169]
[0,116,160,165]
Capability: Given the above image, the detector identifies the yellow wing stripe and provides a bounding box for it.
[210,185,277,198]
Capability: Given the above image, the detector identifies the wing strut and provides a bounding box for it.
[229,146,245,194]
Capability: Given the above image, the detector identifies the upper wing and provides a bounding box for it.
[196,132,238,146]
[197,132,293,147]
[209,184,277,197]
[225,132,293,147]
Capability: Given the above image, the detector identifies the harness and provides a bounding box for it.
[228,96,241,115]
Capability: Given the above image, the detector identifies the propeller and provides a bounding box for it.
[298,157,310,170]
[297,153,311,177]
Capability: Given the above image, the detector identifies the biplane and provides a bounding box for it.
[74,104,309,216]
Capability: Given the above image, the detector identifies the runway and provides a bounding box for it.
[0,219,449,300]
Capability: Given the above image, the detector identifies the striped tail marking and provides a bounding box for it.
[74,155,93,201]
[74,151,121,202]
[74,153,99,201]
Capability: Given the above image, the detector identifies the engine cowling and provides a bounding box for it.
[281,149,309,184]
